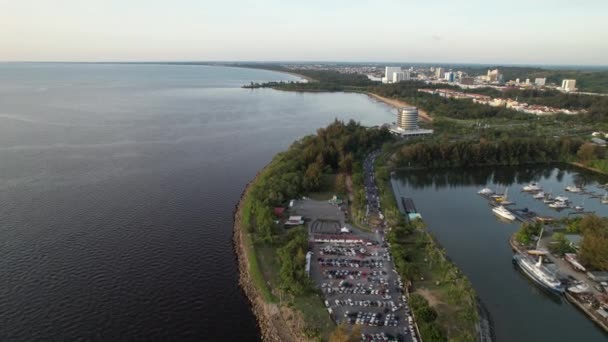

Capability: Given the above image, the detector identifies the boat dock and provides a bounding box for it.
[509,234,608,333]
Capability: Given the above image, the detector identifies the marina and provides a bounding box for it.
[392,165,608,341]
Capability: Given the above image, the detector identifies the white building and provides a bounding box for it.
[562,79,577,91]
[435,67,445,79]
[397,107,418,130]
[487,69,500,82]
[383,66,402,84]
[535,78,546,86]
[389,106,433,137]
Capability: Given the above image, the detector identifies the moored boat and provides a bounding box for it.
[549,201,568,209]
[522,182,542,192]
[567,282,589,294]
[478,187,494,195]
[533,191,545,199]
[565,185,582,193]
[492,205,516,221]
[513,250,564,294]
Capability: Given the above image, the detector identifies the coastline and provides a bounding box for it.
[364,93,433,123]
[232,171,303,342]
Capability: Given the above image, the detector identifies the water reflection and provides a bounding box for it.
[395,164,608,190]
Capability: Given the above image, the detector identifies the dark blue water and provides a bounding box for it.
[392,166,608,342]
[0,63,395,341]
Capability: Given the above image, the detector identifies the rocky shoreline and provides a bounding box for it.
[232,172,304,342]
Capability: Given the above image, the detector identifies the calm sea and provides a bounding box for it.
[0,63,394,341]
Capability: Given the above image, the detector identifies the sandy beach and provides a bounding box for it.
[366,93,433,123]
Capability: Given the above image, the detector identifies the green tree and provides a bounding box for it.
[549,232,574,256]
[578,215,608,270]
[577,143,598,163]
[303,162,322,191]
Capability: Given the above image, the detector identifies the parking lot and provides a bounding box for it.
[291,171,419,342]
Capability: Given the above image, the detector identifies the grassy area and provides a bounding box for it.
[244,231,277,303]
[292,294,335,339]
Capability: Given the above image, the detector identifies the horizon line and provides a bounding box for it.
[1,60,607,69]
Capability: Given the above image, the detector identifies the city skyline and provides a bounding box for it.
[2,0,608,65]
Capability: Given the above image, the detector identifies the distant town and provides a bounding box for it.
[278,63,605,116]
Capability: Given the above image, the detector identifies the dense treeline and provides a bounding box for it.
[577,215,608,271]
[243,120,392,294]
[395,137,585,168]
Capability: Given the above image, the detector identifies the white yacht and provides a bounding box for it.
[513,227,564,294]
[554,195,569,202]
[549,201,568,209]
[565,185,582,193]
[513,251,564,294]
[522,182,542,192]
[602,192,608,204]
[533,192,545,199]
[492,205,516,221]
[477,187,494,195]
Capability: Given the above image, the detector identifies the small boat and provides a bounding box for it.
[492,205,516,221]
[565,185,582,193]
[567,282,589,294]
[494,187,510,203]
[565,253,586,272]
[478,187,494,195]
[574,205,584,211]
[549,201,568,209]
[602,192,608,204]
[554,196,569,202]
[523,182,542,192]
[533,192,545,199]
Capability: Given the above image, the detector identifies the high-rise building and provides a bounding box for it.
[535,78,546,86]
[525,78,530,85]
[384,66,402,83]
[487,69,500,82]
[444,72,455,82]
[397,107,418,130]
[435,68,445,79]
[561,79,576,91]
[392,72,404,83]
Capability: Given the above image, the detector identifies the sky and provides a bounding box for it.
[1,0,607,65]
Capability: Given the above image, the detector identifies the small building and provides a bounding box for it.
[285,215,304,226]
[587,271,608,282]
